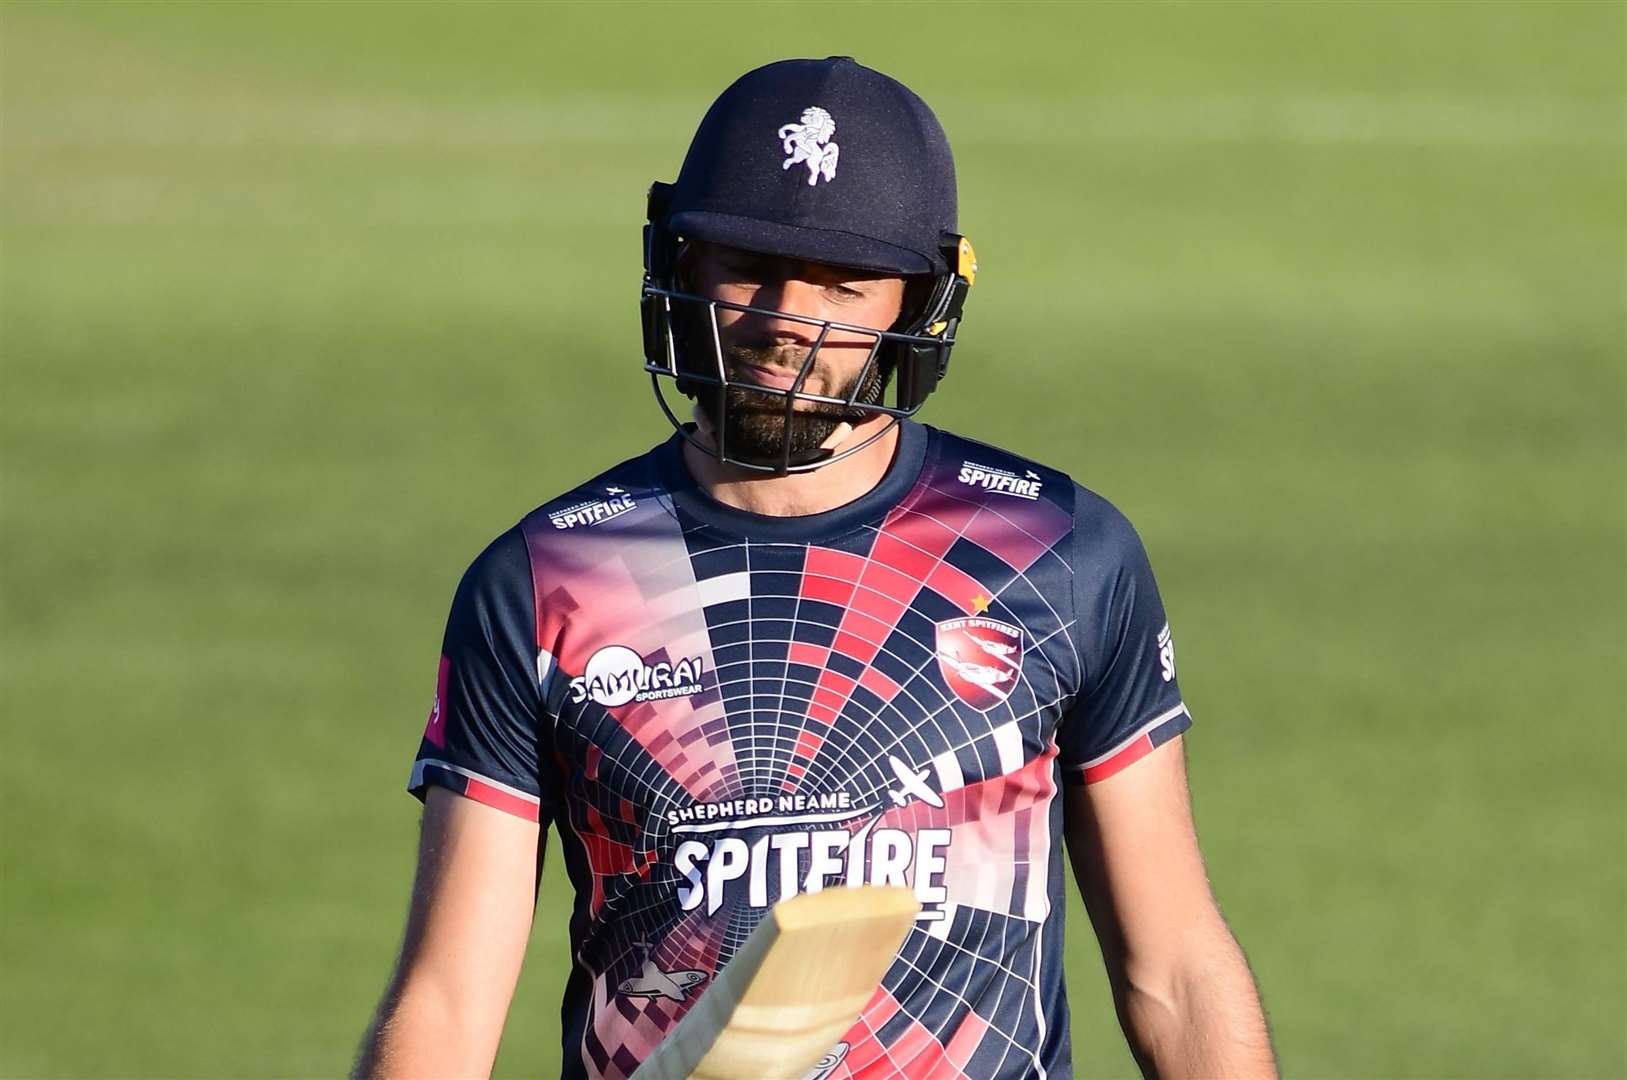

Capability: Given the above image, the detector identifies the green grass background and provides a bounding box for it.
[3,2,1623,1076]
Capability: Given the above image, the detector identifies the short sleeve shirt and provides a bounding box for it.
[407,421,1191,1079]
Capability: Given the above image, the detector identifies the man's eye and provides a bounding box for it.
[719,256,767,279]
[828,285,864,301]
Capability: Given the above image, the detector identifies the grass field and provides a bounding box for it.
[2,2,1623,1077]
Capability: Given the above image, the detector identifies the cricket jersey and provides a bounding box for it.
[407,420,1191,1079]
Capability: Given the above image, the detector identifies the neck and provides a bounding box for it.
[682,416,901,518]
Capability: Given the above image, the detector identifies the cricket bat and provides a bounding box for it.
[630,885,921,1080]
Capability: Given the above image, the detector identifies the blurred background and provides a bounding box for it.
[2,2,1622,1076]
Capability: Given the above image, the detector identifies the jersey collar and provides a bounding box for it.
[655,419,930,542]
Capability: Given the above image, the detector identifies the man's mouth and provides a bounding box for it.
[733,362,804,392]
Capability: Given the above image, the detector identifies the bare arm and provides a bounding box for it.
[354,787,543,1080]
[1065,736,1276,1078]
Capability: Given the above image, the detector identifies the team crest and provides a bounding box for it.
[778,106,839,186]
[935,616,1023,710]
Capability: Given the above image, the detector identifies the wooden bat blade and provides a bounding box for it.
[630,885,921,1080]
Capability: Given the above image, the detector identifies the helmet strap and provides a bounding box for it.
[817,421,856,453]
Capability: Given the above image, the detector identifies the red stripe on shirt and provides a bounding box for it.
[1082,732,1154,784]
[463,775,542,822]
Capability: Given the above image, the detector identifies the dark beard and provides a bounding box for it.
[697,343,886,466]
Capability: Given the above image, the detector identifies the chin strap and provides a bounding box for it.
[691,402,717,444]
[817,421,855,453]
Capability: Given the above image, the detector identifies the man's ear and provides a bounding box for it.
[673,239,708,292]
[894,275,933,331]
[672,239,693,290]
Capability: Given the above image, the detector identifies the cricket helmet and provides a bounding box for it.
[641,56,977,474]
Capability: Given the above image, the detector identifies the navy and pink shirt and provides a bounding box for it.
[407,421,1190,1079]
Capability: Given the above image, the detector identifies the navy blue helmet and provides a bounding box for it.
[641,57,977,474]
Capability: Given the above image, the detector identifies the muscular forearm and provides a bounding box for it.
[1114,921,1276,1080]
[353,973,503,1080]
[357,790,537,1079]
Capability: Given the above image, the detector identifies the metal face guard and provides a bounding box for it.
[642,285,954,475]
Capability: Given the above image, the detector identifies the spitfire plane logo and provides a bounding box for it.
[887,754,944,808]
[779,106,839,186]
[935,617,1023,710]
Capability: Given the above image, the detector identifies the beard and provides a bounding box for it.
[694,341,886,466]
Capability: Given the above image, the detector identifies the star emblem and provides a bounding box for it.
[970,593,991,614]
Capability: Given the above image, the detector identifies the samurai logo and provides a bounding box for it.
[935,617,1023,710]
[568,645,704,708]
[779,106,839,186]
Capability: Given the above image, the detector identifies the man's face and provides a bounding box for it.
[680,242,907,465]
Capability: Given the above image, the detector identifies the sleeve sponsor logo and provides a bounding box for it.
[1157,622,1176,682]
[956,460,1043,499]
[568,644,705,707]
[548,488,637,529]
[423,655,450,748]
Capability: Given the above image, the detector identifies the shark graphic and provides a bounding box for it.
[618,956,706,1001]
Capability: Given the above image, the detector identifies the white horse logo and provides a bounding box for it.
[778,106,839,186]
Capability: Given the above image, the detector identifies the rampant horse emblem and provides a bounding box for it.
[778,106,839,186]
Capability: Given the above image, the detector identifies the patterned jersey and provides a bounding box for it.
[407,421,1191,1079]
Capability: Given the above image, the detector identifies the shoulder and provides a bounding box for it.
[518,441,671,537]
[923,427,1159,609]
[502,441,672,551]
[929,427,1072,506]
[927,427,1144,553]
[458,524,532,594]
[1070,481,1152,580]
[458,440,672,592]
